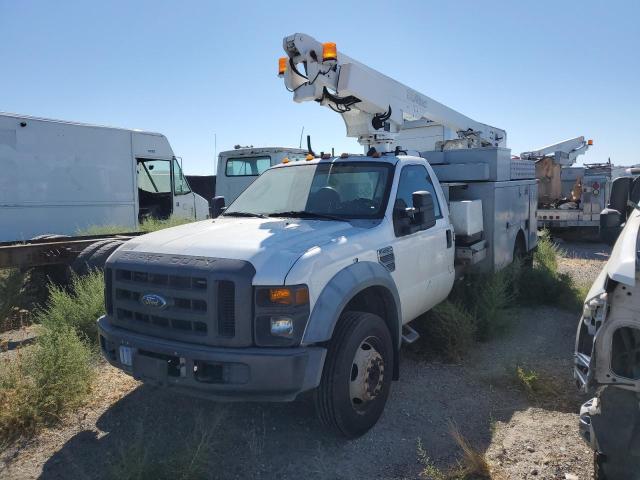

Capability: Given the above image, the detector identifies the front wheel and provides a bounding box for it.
[314,311,393,438]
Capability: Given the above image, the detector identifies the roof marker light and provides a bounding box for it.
[588,139,594,146]
[282,158,290,164]
[278,57,287,76]
[305,154,314,161]
[322,42,337,62]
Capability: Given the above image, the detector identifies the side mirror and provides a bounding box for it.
[412,191,436,229]
[209,196,225,218]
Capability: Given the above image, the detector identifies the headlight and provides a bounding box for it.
[254,285,310,346]
[270,316,294,337]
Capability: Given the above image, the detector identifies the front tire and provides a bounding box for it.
[314,311,393,438]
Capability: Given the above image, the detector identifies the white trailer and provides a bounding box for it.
[0,112,209,242]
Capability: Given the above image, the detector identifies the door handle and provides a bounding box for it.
[446,229,452,248]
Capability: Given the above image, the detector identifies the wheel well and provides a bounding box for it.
[515,229,526,250]
[343,285,400,380]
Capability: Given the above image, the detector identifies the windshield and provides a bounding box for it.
[224,161,394,219]
[225,156,271,176]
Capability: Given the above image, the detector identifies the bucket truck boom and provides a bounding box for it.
[280,33,506,152]
[521,136,592,166]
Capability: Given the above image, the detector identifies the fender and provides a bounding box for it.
[302,261,402,349]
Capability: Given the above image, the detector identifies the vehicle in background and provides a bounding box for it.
[522,136,600,228]
[600,166,640,244]
[574,174,640,479]
[0,112,209,243]
[97,33,537,438]
[522,136,637,241]
[215,146,308,204]
[185,175,216,204]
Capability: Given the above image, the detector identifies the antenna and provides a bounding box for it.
[214,133,217,174]
[299,126,304,149]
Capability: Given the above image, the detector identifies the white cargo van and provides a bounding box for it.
[0,112,209,242]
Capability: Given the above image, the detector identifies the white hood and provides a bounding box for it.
[585,208,640,301]
[121,217,365,285]
[605,209,640,287]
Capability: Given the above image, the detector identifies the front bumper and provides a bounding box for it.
[98,316,326,401]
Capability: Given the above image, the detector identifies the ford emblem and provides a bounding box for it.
[141,293,168,310]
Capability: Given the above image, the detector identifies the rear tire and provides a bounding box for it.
[314,311,393,438]
[513,235,533,268]
[71,240,124,275]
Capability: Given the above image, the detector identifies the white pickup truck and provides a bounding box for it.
[98,149,536,437]
[574,179,640,478]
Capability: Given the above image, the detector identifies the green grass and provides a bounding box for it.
[519,231,587,311]
[412,301,476,362]
[0,325,95,446]
[414,231,587,363]
[0,271,105,446]
[36,270,105,343]
[0,269,29,330]
[456,263,519,342]
[78,215,196,236]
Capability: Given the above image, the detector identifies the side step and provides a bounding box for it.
[402,324,420,344]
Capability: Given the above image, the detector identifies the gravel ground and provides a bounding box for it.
[556,241,611,288]
[0,242,611,480]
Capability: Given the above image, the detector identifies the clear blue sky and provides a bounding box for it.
[1,0,639,174]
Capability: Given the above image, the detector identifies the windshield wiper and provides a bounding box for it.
[223,211,267,219]
[268,211,349,222]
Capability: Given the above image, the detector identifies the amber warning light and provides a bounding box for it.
[322,42,337,62]
[278,57,287,76]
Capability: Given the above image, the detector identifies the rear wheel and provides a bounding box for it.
[71,239,125,275]
[513,234,533,268]
[314,311,393,438]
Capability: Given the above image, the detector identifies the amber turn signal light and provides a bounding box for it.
[268,286,309,306]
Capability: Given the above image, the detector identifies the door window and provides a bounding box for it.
[172,159,191,195]
[395,165,442,218]
[137,159,171,193]
[225,156,271,176]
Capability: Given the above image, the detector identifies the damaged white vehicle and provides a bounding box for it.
[575,203,640,479]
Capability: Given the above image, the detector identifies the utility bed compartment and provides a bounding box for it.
[449,200,483,236]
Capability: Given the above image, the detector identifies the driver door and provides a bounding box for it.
[391,163,454,322]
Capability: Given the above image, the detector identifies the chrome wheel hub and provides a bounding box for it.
[349,337,384,411]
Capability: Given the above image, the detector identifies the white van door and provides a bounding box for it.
[171,158,196,219]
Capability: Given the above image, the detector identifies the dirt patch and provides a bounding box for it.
[487,408,593,480]
[0,243,609,479]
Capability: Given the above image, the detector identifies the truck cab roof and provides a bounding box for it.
[270,153,421,169]
[219,146,308,157]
